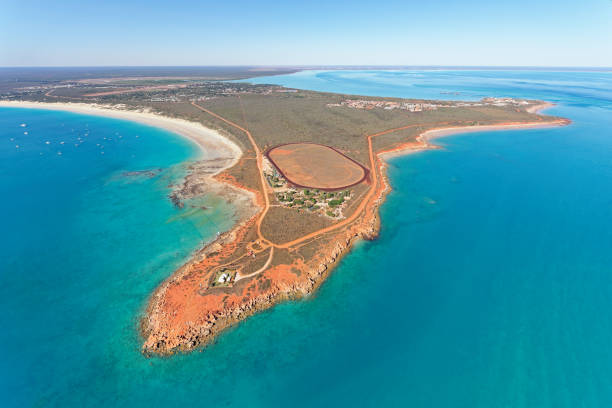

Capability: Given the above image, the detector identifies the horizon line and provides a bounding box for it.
[1,65,611,70]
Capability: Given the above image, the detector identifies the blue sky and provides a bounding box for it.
[1,0,611,67]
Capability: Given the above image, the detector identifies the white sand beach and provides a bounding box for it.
[379,115,568,160]
[0,101,242,173]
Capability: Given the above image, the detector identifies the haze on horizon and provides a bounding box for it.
[1,0,611,68]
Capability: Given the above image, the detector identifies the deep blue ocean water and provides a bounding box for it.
[2,70,612,407]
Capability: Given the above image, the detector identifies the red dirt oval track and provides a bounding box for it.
[265,143,369,191]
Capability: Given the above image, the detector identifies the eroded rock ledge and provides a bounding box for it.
[141,160,390,356]
[141,116,569,356]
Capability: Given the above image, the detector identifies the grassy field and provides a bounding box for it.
[261,205,335,244]
[2,77,564,291]
[0,66,299,93]
[5,83,560,245]
[192,91,553,163]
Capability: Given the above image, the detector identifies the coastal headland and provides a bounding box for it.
[0,82,570,356]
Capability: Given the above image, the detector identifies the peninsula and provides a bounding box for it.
[0,72,570,355]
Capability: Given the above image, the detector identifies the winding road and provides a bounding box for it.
[190,101,435,283]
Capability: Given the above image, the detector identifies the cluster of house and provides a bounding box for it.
[327,97,532,112]
[150,96,179,102]
[179,84,279,101]
[262,159,351,218]
[18,84,74,91]
[327,99,445,112]
[217,272,232,284]
[481,97,531,106]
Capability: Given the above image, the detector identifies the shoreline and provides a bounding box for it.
[379,104,568,160]
[0,100,242,167]
[0,100,258,219]
[140,105,571,355]
[1,100,570,355]
[0,101,263,337]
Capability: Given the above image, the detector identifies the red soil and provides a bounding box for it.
[141,107,571,355]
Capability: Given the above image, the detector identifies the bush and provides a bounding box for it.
[328,198,345,207]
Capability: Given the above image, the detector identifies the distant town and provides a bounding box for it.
[327,97,531,112]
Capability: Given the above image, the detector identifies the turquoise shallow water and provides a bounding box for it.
[2,69,612,407]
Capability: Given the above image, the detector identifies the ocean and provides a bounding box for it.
[2,69,612,407]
